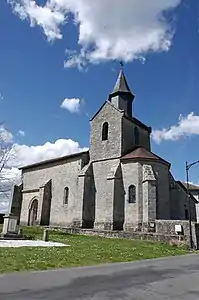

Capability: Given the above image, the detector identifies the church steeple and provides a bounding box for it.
[108,70,135,117]
[111,70,131,94]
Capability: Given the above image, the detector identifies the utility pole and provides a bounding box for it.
[186,160,199,249]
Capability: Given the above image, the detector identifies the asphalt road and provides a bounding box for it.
[0,254,199,299]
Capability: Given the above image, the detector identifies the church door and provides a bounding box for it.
[28,199,38,226]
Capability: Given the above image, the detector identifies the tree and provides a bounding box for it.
[0,123,15,200]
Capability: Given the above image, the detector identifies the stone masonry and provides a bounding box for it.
[11,69,199,234]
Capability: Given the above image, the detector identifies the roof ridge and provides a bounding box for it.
[19,150,89,170]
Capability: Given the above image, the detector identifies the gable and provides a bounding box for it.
[90,100,123,122]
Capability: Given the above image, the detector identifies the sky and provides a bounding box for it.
[0,0,199,212]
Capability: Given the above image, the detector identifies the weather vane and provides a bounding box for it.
[119,61,124,69]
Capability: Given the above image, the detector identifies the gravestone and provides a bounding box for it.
[0,186,24,239]
[1,214,18,238]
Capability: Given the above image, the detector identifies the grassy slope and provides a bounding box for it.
[0,226,187,273]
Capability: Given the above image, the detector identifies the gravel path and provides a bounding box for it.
[0,240,69,247]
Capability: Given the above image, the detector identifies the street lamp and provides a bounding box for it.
[186,160,199,249]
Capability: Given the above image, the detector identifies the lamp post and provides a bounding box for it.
[186,160,199,250]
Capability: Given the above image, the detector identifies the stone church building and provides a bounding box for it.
[13,70,198,232]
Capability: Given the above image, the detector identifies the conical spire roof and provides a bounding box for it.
[108,69,135,116]
[111,70,132,95]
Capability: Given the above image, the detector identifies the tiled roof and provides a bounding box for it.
[19,151,89,170]
[121,147,170,166]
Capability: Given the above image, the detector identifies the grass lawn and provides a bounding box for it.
[0,226,188,274]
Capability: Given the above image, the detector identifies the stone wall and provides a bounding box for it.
[121,161,140,230]
[150,162,171,220]
[80,163,96,228]
[20,153,89,227]
[47,218,199,249]
[170,180,196,221]
[89,101,123,161]
[122,117,150,155]
[40,180,52,226]
[89,100,151,162]
[111,95,129,114]
[155,220,198,249]
[142,164,156,226]
[20,191,40,225]
[48,226,190,247]
[113,165,125,230]
[92,159,121,230]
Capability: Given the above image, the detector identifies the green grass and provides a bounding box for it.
[0,226,188,274]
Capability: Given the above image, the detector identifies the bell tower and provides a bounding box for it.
[90,68,151,162]
[108,70,135,117]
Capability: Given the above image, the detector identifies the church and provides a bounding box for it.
[13,70,198,232]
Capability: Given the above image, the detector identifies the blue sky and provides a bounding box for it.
[0,0,199,201]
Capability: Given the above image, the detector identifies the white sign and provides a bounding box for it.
[175,224,183,233]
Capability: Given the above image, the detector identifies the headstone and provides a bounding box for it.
[1,214,18,237]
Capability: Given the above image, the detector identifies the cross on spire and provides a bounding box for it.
[120,61,124,69]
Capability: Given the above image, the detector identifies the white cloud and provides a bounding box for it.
[8,0,66,41]
[0,200,9,213]
[3,139,87,176]
[152,112,199,143]
[8,0,181,68]
[64,49,87,70]
[17,130,25,137]
[61,98,82,113]
[0,167,21,213]
[12,138,88,168]
[0,125,13,143]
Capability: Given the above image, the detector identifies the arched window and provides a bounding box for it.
[102,122,109,141]
[128,185,136,203]
[134,127,140,145]
[63,187,69,204]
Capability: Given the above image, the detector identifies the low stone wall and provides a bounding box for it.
[156,220,193,234]
[43,219,199,249]
[155,220,198,249]
[48,226,188,247]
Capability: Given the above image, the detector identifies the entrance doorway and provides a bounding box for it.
[28,199,38,226]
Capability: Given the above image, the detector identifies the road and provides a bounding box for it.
[0,254,199,299]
